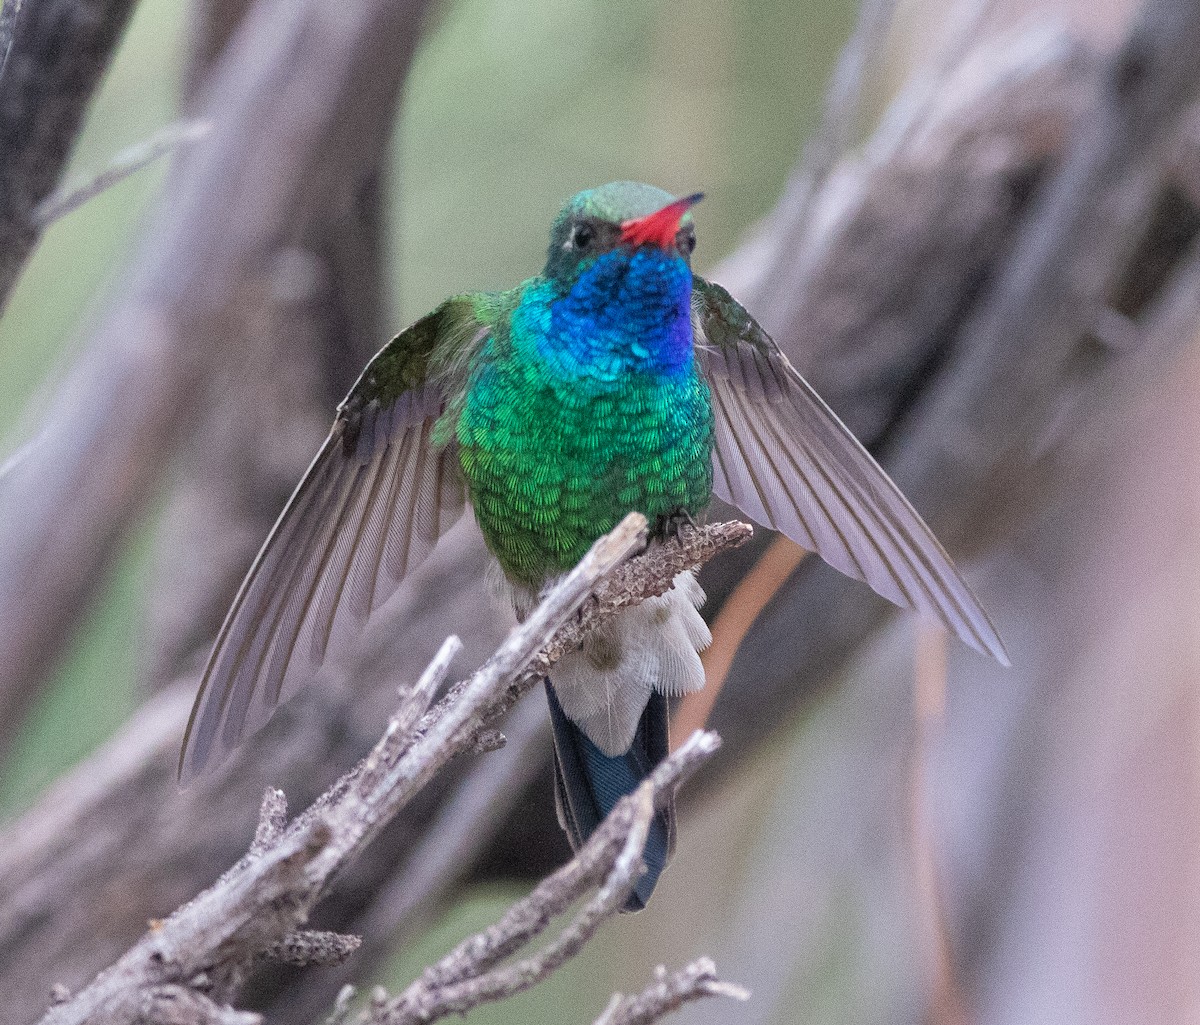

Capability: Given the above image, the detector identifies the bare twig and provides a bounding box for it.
[273,694,552,1021]
[261,930,361,969]
[249,788,288,856]
[593,959,750,1025]
[352,732,721,1025]
[372,788,656,1025]
[135,986,261,1025]
[33,119,213,226]
[34,514,733,1025]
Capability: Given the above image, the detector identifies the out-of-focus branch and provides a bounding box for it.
[0,0,434,759]
[143,0,411,690]
[32,119,212,226]
[35,515,727,1025]
[0,0,23,83]
[754,0,897,291]
[0,0,139,312]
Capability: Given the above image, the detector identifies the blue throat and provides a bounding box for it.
[532,248,694,383]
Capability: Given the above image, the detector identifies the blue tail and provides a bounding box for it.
[544,679,674,911]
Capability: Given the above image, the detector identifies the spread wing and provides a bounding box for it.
[693,276,1008,665]
[179,294,502,781]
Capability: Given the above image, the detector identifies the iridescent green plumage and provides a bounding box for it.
[455,279,713,585]
[180,182,1007,909]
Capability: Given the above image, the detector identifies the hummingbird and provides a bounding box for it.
[179,182,1007,909]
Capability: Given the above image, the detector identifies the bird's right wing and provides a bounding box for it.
[179,293,505,782]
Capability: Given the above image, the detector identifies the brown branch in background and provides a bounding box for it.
[0,0,435,762]
[886,0,1200,529]
[0,0,140,313]
[36,515,731,1025]
[0,0,23,84]
[910,623,970,1025]
[143,0,414,691]
[696,3,1200,779]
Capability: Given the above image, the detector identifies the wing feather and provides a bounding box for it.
[178,294,503,781]
[693,276,1008,665]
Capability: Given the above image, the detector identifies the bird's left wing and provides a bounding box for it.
[179,293,505,781]
[692,275,1008,665]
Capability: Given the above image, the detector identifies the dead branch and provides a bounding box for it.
[14,516,745,1024]
[142,0,416,692]
[592,959,750,1025]
[0,0,139,313]
[0,0,434,761]
[33,119,213,227]
[355,748,718,1025]
[275,692,553,1019]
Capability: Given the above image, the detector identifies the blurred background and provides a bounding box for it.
[4,0,1199,1023]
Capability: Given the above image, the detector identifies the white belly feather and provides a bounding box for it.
[547,571,710,756]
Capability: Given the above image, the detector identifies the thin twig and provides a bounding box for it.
[262,930,361,968]
[352,732,722,1025]
[371,786,656,1025]
[33,119,212,226]
[0,0,140,313]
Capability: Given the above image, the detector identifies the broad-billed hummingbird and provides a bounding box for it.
[180,182,1006,909]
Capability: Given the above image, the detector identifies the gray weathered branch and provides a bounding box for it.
[355,734,720,1025]
[15,516,746,1024]
[34,514,731,1024]
[592,959,750,1025]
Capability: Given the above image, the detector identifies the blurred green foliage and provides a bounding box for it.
[0,0,853,1010]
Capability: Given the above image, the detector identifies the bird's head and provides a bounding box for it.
[543,181,703,285]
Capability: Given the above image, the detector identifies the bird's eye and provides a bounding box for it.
[678,228,696,257]
[570,223,595,250]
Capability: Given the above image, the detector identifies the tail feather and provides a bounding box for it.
[544,679,673,911]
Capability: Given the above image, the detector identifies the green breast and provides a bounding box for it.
[452,325,714,587]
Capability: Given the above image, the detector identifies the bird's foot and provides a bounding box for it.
[652,508,698,544]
